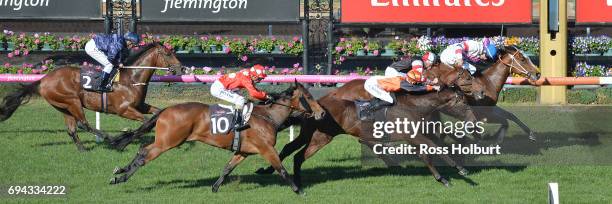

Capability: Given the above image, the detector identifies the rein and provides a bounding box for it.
[269,96,314,118]
[498,49,530,77]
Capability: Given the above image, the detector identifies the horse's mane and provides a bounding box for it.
[124,43,161,65]
[269,85,298,100]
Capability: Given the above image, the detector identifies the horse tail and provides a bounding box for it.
[0,81,41,122]
[110,109,165,150]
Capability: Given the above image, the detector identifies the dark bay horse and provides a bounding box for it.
[0,43,183,151]
[108,82,325,194]
[257,66,482,187]
[433,46,541,144]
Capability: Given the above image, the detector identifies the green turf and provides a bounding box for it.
[0,98,611,203]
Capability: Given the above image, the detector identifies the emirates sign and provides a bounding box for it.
[576,0,612,23]
[341,0,532,23]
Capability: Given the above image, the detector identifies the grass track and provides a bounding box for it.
[0,98,611,203]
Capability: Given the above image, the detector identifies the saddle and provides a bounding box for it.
[208,103,254,152]
[79,66,118,92]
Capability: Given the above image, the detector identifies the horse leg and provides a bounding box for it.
[118,106,146,122]
[111,126,186,184]
[360,139,400,167]
[410,135,469,177]
[293,131,333,188]
[255,126,313,175]
[211,154,247,192]
[63,114,86,152]
[417,153,449,187]
[492,106,535,141]
[65,102,112,141]
[259,144,302,195]
[141,103,161,115]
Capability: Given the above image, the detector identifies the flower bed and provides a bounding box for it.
[332,35,612,64]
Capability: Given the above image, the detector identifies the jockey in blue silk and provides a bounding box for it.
[440,38,498,75]
[84,32,140,92]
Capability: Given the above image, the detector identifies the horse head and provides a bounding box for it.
[131,43,184,75]
[426,63,485,100]
[498,46,541,82]
[271,80,325,120]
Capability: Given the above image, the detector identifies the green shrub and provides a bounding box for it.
[499,88,537,103]
[568,89,598,104]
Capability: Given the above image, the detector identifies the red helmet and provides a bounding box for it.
[249,64,267,79]
[422,52,436,65]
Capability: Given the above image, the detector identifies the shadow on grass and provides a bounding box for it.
[136,165,526,192]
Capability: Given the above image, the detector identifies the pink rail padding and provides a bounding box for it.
[1,74,611,85]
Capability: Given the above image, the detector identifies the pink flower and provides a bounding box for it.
[373,50,380,56]
[41,65,48,70]
[293,36,300,42]
[223,47,231,53]
[271,36,276,41]
[293,63,300,68]
[350,72,359,76]
[268,66,276,73]
[7,53,14,58]
[340,56,346,62]
[13,50,20,55]
[240,55,248,62]
[19,43,24,48]
[288,42,294,48]
[23,50,29,56]
[281,68,290,75]
[17,69,23,74]
[279,45,285,50]
[4,63,10,67]
[139,41,146,46]
[83,62,89,66]
[340,38,346,42]
[34,33,40,38]
[45,59,53,64]
[215,36,222,41]
[203,67,212,73]
[32,69,40,74]
[333,69,340,75]
[335,46,344,52]
[200,36,208,41]
[347,51,353,55]
[141,34,147,38]
[19,33,25,39]
[248,46,255,52]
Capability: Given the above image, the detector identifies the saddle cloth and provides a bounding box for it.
[79,66,119,91]
[354,100,388,121]
[208,103,253,135]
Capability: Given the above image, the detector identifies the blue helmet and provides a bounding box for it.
[483,38,498,60]
[124,32,140,44]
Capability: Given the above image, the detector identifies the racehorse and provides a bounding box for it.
[431,45,541,144]
[108,81,325,194]
[256,65,483,187]
[0,43,183,151]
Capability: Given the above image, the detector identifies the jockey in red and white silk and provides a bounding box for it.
[211,64,271,129]
[440,38,498,75]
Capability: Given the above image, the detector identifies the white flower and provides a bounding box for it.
[417,36,432,51]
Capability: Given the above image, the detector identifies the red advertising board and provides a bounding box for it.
[576,0,612,23]
[341,0,532,23]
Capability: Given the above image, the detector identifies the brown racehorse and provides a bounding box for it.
[108,81,324,194]
[257,65,483,187]
[432,45,541,144]
[0,43,183,151]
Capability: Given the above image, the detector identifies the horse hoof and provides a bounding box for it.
[121,128,131,132]
[437,177,450,187]
[211,186,219,193]
[529,133,536,141]
[113,167,122,175]
[109,178,117,185]
[459,168,469,176]
[255,167,274,175]
[296,189,306,196]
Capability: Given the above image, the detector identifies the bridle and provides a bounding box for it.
[498,49,533,78]
[270,95,315,118]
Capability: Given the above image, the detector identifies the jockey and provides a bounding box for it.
[421,51,437,69]
[362,60,440,118]
[211,64,272,130]
[85,32,140,92]
[440,38,498,75]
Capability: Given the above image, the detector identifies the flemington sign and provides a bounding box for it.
[0,0,101,19]
[141,0,300,22]
[341,0,532,23]
[576,0,612,23]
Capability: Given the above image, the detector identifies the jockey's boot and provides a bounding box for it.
[361,98,393,120]
[234,110,250,131]
[97,72,113,92]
